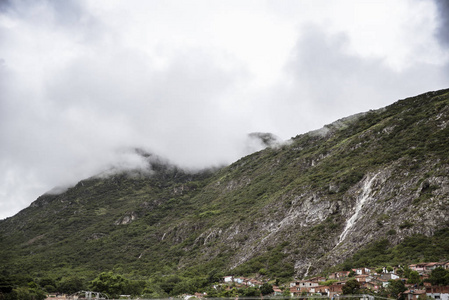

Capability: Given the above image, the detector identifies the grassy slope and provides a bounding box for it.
[0,89,448,281]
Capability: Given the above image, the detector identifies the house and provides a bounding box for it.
[329,271,350,280]
[381,273,400,280]
[223,276,255,286]
[410,263,427,274]
[272,286,283,296]
[406,284,421,291]
[194,292,206,298]
[382,267,396,274]
[355,274,371,283]
[309,285,328,296]
[328,284,344,298]
[425,263,447,272]
[233,277,244,284]
[246,279,262,287]
[374,278,390,288]
[309,276,326,283]
[290,280,319,288]
[290,285,328,297]
[290,281,299,287]
[289,286,308,297]
[403,289,426,300]
[409,263,446,275]
[425,285,449,300]
[362,281,380,292]
[354,268,371,275]
[46,294,67,300]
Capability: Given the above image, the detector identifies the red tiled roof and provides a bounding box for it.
[404,290,426,295]
[426,286,449,293]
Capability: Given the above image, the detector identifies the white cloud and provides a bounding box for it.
[0,0,448,219]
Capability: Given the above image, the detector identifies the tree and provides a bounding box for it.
[429,267,449,286]
[39,277,57,293]
[14,286,46,300]
[90,272,130,298]
[342,279,360,294]
[387,279,406,300]
[123,280,145,297]
[58,276,86,294]
[206,269,223,284]
[239,287,260,297]
[0,275,14,294]
[282,288,291,298]
[417,294,429,300]
[260,283,274,295]
[402,265,412,279]
[219,287,238,298]
[171,280,195,296]
[407,271,420,285]
[322,279,338,286]
[38,278,55,290]
[142,281,168,299]
[43,285,56,293]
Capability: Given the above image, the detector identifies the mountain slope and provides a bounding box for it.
[1,88,449,281]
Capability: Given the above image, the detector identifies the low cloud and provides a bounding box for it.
[1,1,448,219]
[0,45,258,217]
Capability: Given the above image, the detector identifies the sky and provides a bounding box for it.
[1,0,448,220]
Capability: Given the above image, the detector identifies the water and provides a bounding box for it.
[337,173,378,245]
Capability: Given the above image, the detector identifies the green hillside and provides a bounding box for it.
[1,88,449,298]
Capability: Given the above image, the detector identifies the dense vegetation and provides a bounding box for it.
[1,88,449,298]
[338,227,449,270]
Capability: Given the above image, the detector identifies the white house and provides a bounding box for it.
[290,280,319,288]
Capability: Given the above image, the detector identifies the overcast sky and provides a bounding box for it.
[1,0,448,219]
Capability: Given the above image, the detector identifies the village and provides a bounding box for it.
[208,262,449,300]
[43,262,449,300]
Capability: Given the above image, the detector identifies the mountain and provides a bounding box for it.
[1,89,449,285]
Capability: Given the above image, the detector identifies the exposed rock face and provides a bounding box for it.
[175,158,449,277]
[115,212,138,225]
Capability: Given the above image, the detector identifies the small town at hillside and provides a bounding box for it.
[44,262,449,300]
[215,262,449,300]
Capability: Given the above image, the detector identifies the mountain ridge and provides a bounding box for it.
[1,88,449,285]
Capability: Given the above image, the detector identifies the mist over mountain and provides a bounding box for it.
[1,89,449,293]
[2,0,449,222]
